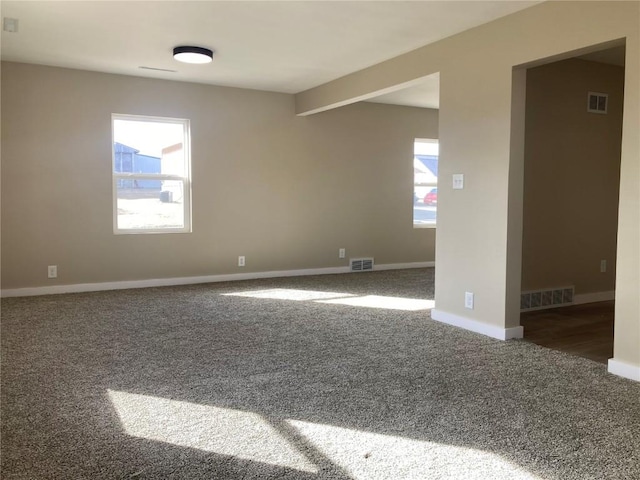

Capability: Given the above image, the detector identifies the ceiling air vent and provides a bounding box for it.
[587,92,608,114]
[350,258,374,272]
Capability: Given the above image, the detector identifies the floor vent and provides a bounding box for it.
[521,286,574,312]
[350,258,374,272]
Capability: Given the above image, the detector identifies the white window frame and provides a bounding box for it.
[112,114,192,234]
[413,138,438,229]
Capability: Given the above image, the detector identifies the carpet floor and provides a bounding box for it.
[2,268,639,479]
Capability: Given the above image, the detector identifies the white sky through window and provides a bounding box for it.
[113,119,184,157]
[414,139,439,156]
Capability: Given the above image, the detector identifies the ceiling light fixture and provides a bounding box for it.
[173,46,213,64]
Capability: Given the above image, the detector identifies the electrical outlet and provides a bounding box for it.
[339,248,346,259]
[48,265,58,279]
[600,259,607,273]
[465,291,474,309]
[238,256,245,267]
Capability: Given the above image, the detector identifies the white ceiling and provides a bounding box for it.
[578,46,626,67]
[1,1,541,108]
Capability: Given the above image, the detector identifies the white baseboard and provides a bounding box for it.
[608,358,640,382]
[374,261,435,271]
[431,309,524,341]
[573,290,615,305]
[0,261,435,298]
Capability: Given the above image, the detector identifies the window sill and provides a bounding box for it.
[413,223,437,229]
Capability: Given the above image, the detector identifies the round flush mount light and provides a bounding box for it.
[173,46,214,64]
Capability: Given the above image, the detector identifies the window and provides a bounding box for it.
[413,139,438,227]
[112,114,191,234]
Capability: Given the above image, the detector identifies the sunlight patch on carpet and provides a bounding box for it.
[108,390,317,473]
[287,420,542,480]
[223,288,355,301]
[316,295,434,311]
[223,288,433,311]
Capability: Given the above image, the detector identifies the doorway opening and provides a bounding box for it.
[518,43,625,363]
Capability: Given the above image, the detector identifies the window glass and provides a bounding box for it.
[413,139,438,227]
[112,115,191,234]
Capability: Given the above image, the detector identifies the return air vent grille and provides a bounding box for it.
[350,258,374,272]
[520,286,574,312]
[587,92,608,114]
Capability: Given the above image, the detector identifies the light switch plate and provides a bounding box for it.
[3,18,19,33]
[453,174,464,190]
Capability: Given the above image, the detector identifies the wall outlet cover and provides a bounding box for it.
[47,265,58,279]
[464,291,474,309]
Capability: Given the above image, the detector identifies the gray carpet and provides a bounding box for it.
[1,268,639,479]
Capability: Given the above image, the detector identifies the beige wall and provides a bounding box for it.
[2,2,638,375]
[522,58,624,295]
[0,62,437,289]
[295,1,639,370]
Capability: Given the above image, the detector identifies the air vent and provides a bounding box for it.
[139,66,177,73]
[521,286,574,312]
[587,92,608,114]
[350,258,374,272]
